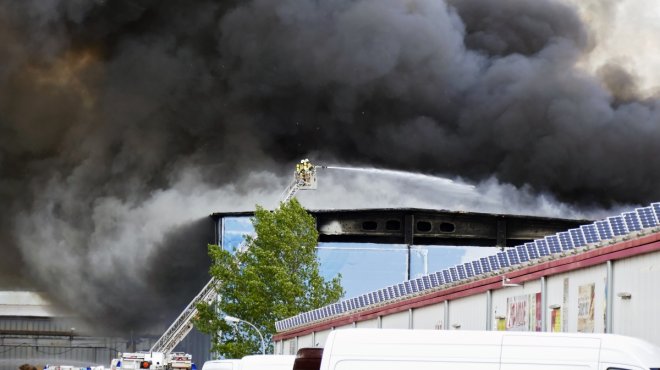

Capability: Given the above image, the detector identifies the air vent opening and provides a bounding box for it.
[439,222,456,233]
[416,221,432,232]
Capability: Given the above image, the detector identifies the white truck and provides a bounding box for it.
[310,329,660,370]
[201,355,295,370]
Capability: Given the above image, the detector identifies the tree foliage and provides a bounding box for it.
[194,199,343,358]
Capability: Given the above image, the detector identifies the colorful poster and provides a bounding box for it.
[506,293,543,331]
[551,308,562,332]
[497,318,506,331]
[578,283,595,333]
[506,295,528,331]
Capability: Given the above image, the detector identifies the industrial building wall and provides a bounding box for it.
[0,317,127,370]
[275,239,660,354]
[611,252,660,343]
[175,329,211,364]
[411,302,443,329]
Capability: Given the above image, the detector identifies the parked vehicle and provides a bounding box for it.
[200,359,241,370]
[314,329,660,370]
[240,355,296,370]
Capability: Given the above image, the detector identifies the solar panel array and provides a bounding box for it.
[275,202,660,332]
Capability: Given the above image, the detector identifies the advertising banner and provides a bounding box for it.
[551,308,561,332]
[578,283,595,332]
[506,293,542,331]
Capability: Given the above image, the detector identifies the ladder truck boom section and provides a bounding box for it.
[150,159,323,357]
[150,278,218,354]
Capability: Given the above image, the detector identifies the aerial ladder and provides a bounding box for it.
[150,159,324,355]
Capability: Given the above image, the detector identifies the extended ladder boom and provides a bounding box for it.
[153,159,324,354]
[150,278,218,354]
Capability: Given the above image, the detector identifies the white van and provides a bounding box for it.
[201,360,241,370]
[240,355,296,370]
[318,329,660,370]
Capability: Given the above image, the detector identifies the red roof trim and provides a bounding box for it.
[274,232,660,341]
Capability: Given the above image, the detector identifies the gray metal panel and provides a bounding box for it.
[174,328,211,364]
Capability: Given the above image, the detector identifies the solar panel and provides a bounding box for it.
[497,252,510,268]
[546,235,562,254]
[472,260,483,275]
[568,228,587,248]
[535,239,550,257]
[442,269,452,283]
[435,271,445,285]
[335,303,344,314]
[609,216,628,236]
[341,301,349,312]
[653,203,660,222]
[387,286,396,299]
[404,281,413,294]
[488,255,500,271]
[392,284,405,298]
[422,276,432,290]
[415,278,424,292]
[525,242,539,259]
[456,265,467,280]
[580,224,600,244]
[464,262,475,277]
[429,273,439,287]
[358,296,366,307]
[514,245,529,263]
[506,248,520,265]
[623,212,642,232]
[480,257,492,273]
[595,220,614,240]
[398,283,406,295]
[408,280,418,293]
[557,232,573,251]
[637,206,659,229]
[367,292,375,305]
[449,267,459,281]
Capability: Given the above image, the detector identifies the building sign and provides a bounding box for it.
[578,283,595,332]
[506,293,542,331]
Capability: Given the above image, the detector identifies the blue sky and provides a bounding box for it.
[222,217,489,298]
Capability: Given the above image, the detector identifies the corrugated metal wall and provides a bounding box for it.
[174,329,210,364]
[0,317,211,370]
[0,317,127,370]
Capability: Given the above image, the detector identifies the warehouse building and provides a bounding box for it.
[274,203,660,354]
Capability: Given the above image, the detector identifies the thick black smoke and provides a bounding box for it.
[1,0,659,333]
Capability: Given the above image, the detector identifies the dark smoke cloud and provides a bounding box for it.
[1,0,659,334]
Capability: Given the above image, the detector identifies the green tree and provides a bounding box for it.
[194,199,343,358]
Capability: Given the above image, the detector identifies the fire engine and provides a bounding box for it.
[111,351,192,370]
